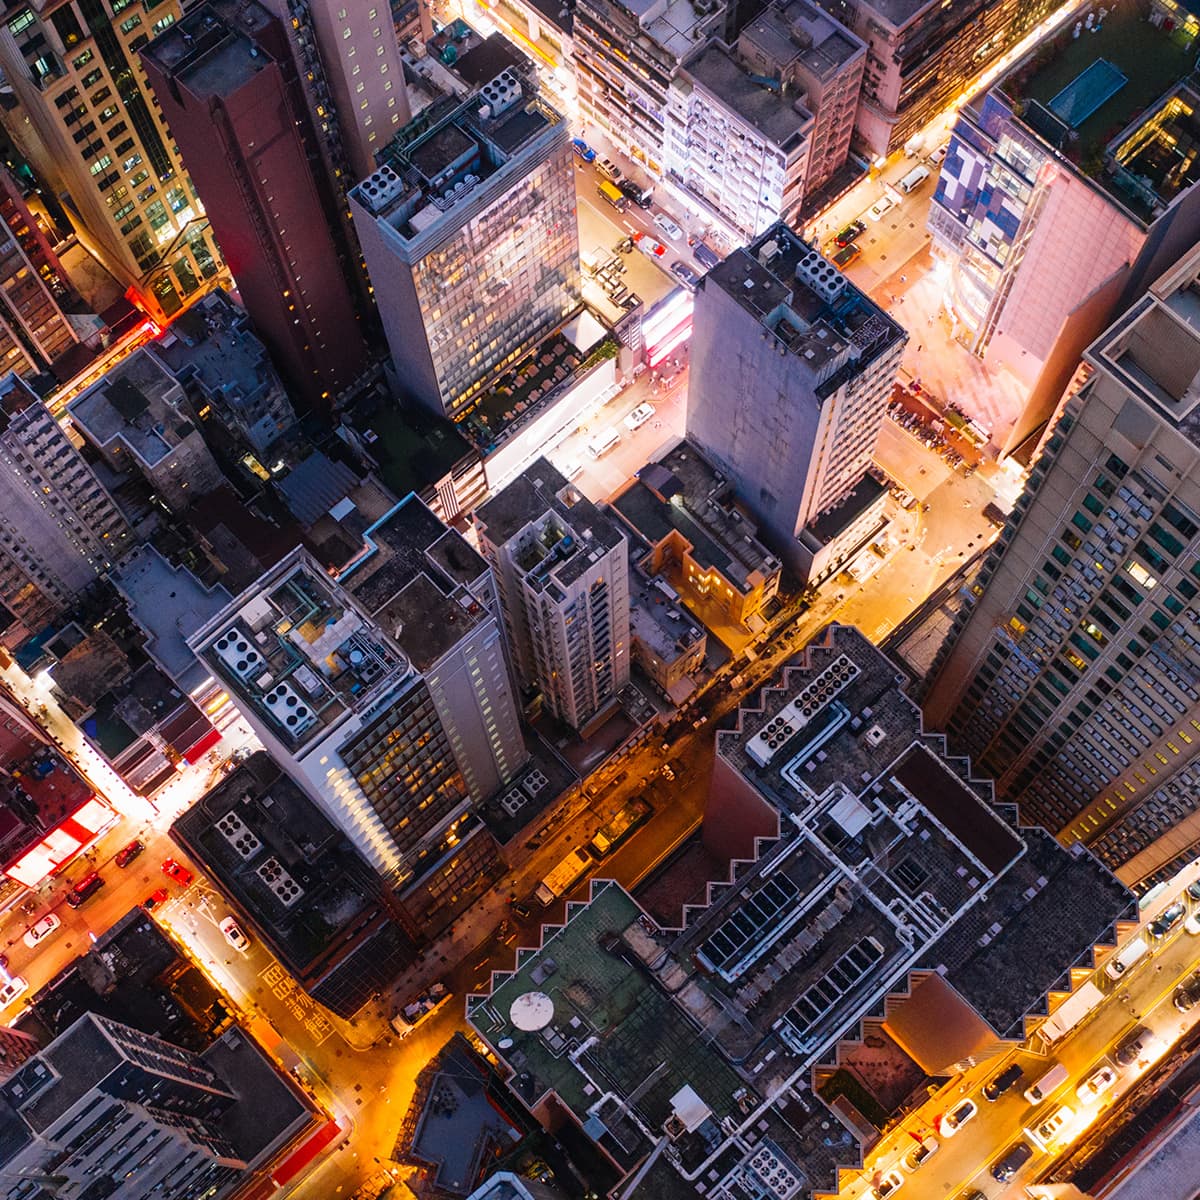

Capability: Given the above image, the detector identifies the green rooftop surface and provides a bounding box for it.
[471,882,752,1140]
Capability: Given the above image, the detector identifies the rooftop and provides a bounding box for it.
[803,473,887,547]
[0,373,39,432]
[738,0,864,82]
[705,224,905,385]
[995,6,1199,222]
[684,44,811,150]
[112,546,232,691]
[623,0,727,60]
[68,351,189,469]
[629,572,706,661]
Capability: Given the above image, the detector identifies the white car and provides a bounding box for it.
[219,916,251,953]
[941,1098,978,1137]
[867,195,895,222]
[1185,911,1200,935]
[927,144,949,167]
[904,1138,938,1170]
[1028,1104,1074,1150]
[624,402,655,431]
[653,212,684,241]
[0,977,28,1009]
[873,1168,905,1199]
[1076,1064,1117,1104]
[634,234,667,259]
[22,913,61,948]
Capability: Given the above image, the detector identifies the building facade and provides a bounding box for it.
[0,0,226,322]
[474,457,631,733]
[0,372,130,642]
[687,222,905,582]
[923,242,1200,894]
[141,0,368,411]
[349,68,580,420]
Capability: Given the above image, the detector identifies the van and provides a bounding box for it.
[898,164,930,194]
[1023,1062,1069,1106]
[586,427,619,458]
[597,158,622,182]
[66,871,105,908]
[991,1141,1033,1183]
[597,180,627,211]
[1105,934,1149,980]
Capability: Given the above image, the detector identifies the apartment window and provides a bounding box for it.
[119,13,141,32]
[81,67,102,87]
[128,169,148,187]
[72,48,93,69]
[90,86,112,105]
[121,150,141,172]
[99,105,119,123]
[88,154,113,176]
[7,10,35,36]
[151,13,174,33]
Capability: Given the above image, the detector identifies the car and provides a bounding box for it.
[873,1168,905,1199]
[66,870,104,908]
[927,143,949,167]
[0,977,28,1009]
[983,1063,1023,1101]
[219,916,251,953]
[1076,1064,1117,1103]
[1149,900,1186,938]
[653,212,684,242]
[561,459,583,482]
[834,220,866,247]
[597,157,622,182]
[904,1138,938,1170]
[624,402,655,431]
[161,858,194,887]
[693,241,722,270]
[1030,1104,1074,1148]
[22,913,60,948]
[511,900,532,919]
[634,233,667,258]
[618,178,653,207]
[1175,977,1200,1011]
[991,1141,1033,1183]
[941,1099,978,1137]
[867,195,895,222]
[959,1193,987,1200]
[832,243,861,268]
[661,764,675,781]
[115,839,144,868]
[1187,912,1200,935]
[571,137,596,163]
[1188,880,1200,902]
[143,888,169,911]
[670,260,700,290]
[1114,1025,1152,1067]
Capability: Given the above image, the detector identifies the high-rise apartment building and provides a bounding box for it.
[141,0,368,410]
[0,167,78,375]
[0,0,225,323]
[190,496,526,886]
[0,372,130,642]
[817,0,1068,155]
[687,222,905,583]
[574,0,726,179]
[0,1012,312,1200]
[474,458,631,733]
[927,9,1200,454]
[923,241,1200,894]
[349,67,580,420]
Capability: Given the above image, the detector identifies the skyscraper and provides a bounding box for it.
[474,458,631,734]
[348,67,580,420]
[141,0,368,410]
[923,241,1200,892]
[0,0,225,322]
[189,496,526,887]
[0,372,130,642]
[687,222,905,583]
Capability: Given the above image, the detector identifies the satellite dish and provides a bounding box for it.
[509,991,554,1031]
[498,1037,514,1050]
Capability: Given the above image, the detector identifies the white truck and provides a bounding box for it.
[391,982,451,1036]
[535,849,591,906]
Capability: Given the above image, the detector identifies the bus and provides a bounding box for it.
[598,180,627,211]
[589,796,651,857]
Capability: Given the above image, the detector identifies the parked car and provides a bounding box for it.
[143,888,169,911]
[653,212,684,242]
[511,901,532,920]
[983,1062,1023,1101]
[0,977,28,1009]
[927,143,949,167]
[596,157,622,182]
[941,1099,978,1137]
[1149,900,1186,938]
[1114,1025,1153,1066]
[624,402,655,431]
[873,1168,905,1199]
[904,1138,938,1170]
[66,870,104,908]
[1175,973,1200,1011]
[867,194,895,222]
[834,220,866,247]
[571,137,596,163]
[1076,1063,1117,1103]
[991,1141,1032,1183]
[1030,1104,1074,1149]
[618,178,653,207]
[1187,880,1200,902]
[220,916,251,953]
[22,914,60,948]
[115,839,144,868]
[832,243,861,268]
[161,858,194,887]
[670,261,700,290]
[634,233,667,258]
[693,241,722,270]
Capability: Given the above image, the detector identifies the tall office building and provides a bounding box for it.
[190,496,526,886]
[0,167,78,376]
[474,458,631,734]
[687,222,905,583]
[817,0,1068,155]
[924,241,1200,894]
[349,67,580,420]
[141,0,368,411]
[0,1012,311,1200]
[574,0,727,179]
[0,372,130,642]
[0,0,225,322]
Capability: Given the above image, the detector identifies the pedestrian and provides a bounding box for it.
[900,274,907,283]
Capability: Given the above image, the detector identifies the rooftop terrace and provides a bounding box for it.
[739,0,863,82]
[685,45,811,149]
